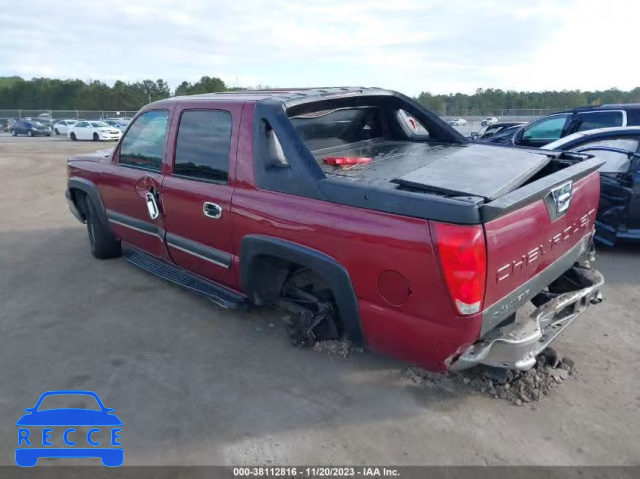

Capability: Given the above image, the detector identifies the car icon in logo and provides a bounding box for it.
[16,390,123,467]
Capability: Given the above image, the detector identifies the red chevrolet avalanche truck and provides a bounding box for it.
[65,88,604,372]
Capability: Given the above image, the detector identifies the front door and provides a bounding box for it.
[160,106,240,290]
[98,109,172,259]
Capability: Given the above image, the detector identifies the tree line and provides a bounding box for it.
[418,87,640,116]
[0,76,235,111]
[1,76,639,114]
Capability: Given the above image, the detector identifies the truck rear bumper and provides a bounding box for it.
[449,266,604,371]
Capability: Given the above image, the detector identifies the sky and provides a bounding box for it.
[0,0,638,96]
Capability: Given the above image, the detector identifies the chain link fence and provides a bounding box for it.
[0,109,139,121]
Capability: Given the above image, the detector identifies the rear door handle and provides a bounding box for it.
[203,202,222,219]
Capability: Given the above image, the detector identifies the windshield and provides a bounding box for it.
[91,121,109,128]
[37,394,101,411]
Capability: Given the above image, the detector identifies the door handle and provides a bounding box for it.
[203,202,222,219]
[145,192,160,220]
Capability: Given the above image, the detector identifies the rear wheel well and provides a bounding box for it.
[246,254,345,337]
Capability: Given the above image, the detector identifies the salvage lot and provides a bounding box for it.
[0,134,639,465]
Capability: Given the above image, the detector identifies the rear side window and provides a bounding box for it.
[625,109,640,126]
[574,111,624,132]
[290,107,383,151]
[119,110,169,172]
[174,110,233,183]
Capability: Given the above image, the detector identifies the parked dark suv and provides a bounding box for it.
[10,120,52,137]
[512,104,640,148]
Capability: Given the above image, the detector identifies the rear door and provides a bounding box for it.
[573,138,640,232]
[160,104,240,290]
[98,109,172,259]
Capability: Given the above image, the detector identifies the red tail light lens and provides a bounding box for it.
[324,157,372,166]
[433,222,487,316]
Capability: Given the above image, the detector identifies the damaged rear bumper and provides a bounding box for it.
[449,266,604,371]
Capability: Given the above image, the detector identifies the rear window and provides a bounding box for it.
[290,107,384,151]
[574,111,624,132]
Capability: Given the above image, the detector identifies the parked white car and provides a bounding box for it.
[53,120,77,135]
[481,117,499,126]
[68,121,122,141]
[448,118,468,126]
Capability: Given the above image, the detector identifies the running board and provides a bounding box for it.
[123,247,248,309]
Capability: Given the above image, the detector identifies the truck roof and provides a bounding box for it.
[164,87,397,108]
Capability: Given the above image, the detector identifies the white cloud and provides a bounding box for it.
[0,0,637,95]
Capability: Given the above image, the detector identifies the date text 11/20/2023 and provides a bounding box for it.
[233,467,400,477]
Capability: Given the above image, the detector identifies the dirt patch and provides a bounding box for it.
[403,348,578,406]
[311,339,365,357]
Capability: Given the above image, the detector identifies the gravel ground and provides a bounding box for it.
[0,133,638,466]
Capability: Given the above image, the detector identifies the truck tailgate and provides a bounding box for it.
[480,161,602,334]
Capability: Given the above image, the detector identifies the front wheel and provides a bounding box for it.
[84,197,121,259]
[10,129,16,136]
[55,128,60,135]
[27,130,33,137]
[93,132,99,141]
[70,132,77,141]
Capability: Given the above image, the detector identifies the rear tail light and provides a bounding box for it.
[324,157,372,166]
[432,222,487,316]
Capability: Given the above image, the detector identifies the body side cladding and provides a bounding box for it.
[67,177,109,226]
[240,235,365,345]
[166,232,231,269]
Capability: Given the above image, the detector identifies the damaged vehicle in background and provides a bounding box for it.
[65,87,604,374]
[542,127,640,246]
[471,121,526,144]
[511,104,640,148]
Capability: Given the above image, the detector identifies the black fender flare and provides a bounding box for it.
[67,177,109,227]
[240,235,365,346]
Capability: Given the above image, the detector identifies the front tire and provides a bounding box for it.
[84,197,121,259]
[11,129,16,136]
[27,130,33,137]
[70,132,77,141]
[93,132,99,141]
[55,128,60,135]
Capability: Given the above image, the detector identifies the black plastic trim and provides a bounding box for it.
[240,235,365,345]
[481,158,605,223]
[319,179,484,224]
[252,95,483,224]
[67,178,108,226]
[105,210,164,237]
[166,232,231,268]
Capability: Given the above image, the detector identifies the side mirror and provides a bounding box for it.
[24,408,33,413]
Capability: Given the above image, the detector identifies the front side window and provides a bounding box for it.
[75,121,88,128]
[174,110,233,182]
[119,110,169,171]
[574,111,624,132]
[523,114,570,140]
